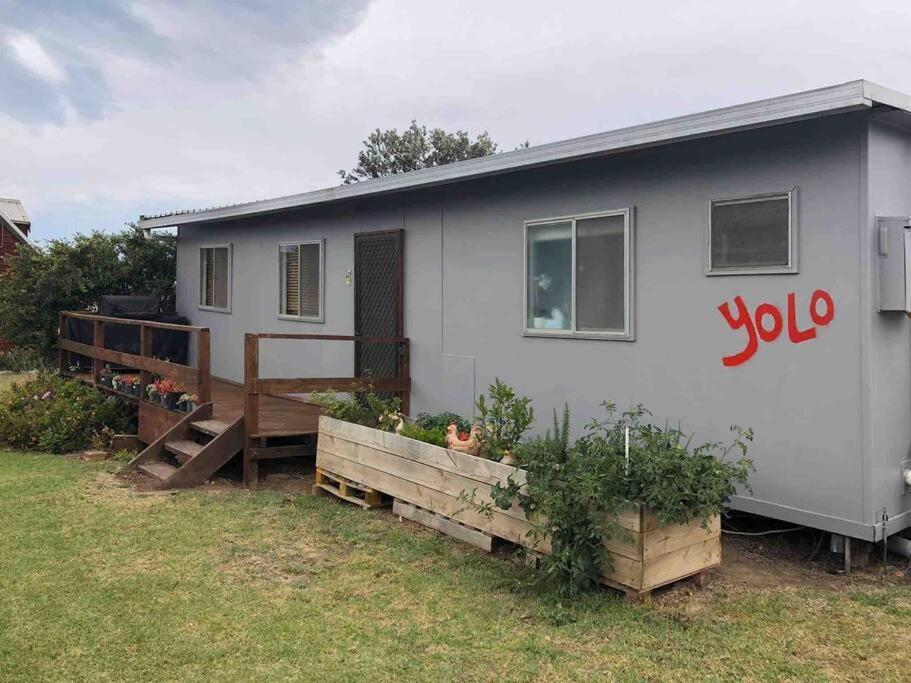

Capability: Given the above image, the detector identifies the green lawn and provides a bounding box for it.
[0,372,34,392]
[1,451,909,681]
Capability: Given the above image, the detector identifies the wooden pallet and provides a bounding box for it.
[313,467,391,509]
[393,499,495,552]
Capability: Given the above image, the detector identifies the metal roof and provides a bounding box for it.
[138,80,911,230]
[0,198,29,226]
[0,203,33,248]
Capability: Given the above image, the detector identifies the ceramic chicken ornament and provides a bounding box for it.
[445,423,481,456]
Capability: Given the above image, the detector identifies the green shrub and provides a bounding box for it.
[0,346,47,372]
[0,229,175,357]
[484,402,753,595]
[475,378,534,461]
[399,422,447,447]
[311,384,401,431]
[0,373,135,453]
[414,411,471,433]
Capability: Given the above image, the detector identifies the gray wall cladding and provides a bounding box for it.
[176,110,911,537]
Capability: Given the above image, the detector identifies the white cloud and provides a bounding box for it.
[3,0,911,240]
[6,32,66,83]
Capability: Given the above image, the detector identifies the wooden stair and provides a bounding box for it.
[126,404,244,489]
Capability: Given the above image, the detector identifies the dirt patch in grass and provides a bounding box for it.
[219,537,338,586]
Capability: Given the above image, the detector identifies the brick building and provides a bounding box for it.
[0,198,32,351]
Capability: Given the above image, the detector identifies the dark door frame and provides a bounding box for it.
[353,228,404,376]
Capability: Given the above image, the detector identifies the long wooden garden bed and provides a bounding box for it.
[316,416,720,597]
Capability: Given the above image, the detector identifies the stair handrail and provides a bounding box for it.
[242,332,411,486]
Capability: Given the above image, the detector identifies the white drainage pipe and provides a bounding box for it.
[887,535,911,558]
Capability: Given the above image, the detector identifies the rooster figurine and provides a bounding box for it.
[445,423,481,456]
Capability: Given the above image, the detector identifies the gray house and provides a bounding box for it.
[138,80,911,547]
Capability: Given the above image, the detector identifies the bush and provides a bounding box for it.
[414,411,471,434]
[0,373,135,453]
[0,229,176,358]
[487,402,753,594]
[0,346,47,372]
[475,378,534,461]
[310,384,401,431]
[399,422,447,447]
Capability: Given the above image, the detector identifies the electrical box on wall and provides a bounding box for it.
[876,216,911,312]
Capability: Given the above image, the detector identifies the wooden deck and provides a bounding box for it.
[58,313,411,488]
[211,379,320,438]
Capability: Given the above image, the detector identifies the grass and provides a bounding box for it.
[0,452,909,681]
[0,372,34,392]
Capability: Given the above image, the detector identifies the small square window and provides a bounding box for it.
[708,190,796,274]
[199,245,231,312]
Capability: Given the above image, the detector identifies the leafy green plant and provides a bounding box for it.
[0,346,47,372]
[0,229,176,358]
[399,422,448,448]
[311,383,402,431]
[483,402,753,595]
[414,411,471,434]
[0,372,135,453]
[475,378,534,461]
[110,449,137,463]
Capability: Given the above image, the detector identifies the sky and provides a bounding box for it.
[2,0,911,242]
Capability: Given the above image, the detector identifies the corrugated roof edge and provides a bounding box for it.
[0,198,29,225]
[138,79,909,230]
[0,208,33,248]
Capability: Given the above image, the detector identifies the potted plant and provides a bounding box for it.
[177,393,199,413]
[98,366,114,389]
[118,374,139,396]
[155,378,182,410]
[112,374,123,392]
[146,382,159,403]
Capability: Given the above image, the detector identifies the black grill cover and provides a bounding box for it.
[98,295,160,319]
[65,295,191,370]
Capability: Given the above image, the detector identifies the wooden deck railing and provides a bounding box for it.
[57,311,211,404]
[243,332,411,484]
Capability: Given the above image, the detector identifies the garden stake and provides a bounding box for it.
[624,425,630,474]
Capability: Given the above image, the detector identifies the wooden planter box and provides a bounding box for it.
[316,416,720,597]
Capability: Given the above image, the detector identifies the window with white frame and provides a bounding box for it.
[198,245,231,312]
[708,189,796,274]
[279,241,323,321]
[525,209,633,338]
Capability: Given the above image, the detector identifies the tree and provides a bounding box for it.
[0,228,176,357]
[338,120,501,184]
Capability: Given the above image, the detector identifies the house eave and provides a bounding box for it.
[0,211,33,248]
[138,79,909,230]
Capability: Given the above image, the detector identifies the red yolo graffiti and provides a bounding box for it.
[718,290,835,367]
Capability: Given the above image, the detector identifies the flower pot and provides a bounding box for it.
[99,376,112,388]
[165,391,182,410]
[113,380,121,392]
[147,390,159,404]
[500,451,516,466]
[184,401,197,413]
